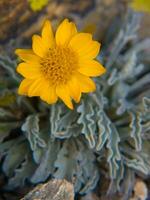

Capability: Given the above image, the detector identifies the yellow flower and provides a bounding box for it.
[15,19,106,109]
[130,0,150,12]
[28,0,49,11]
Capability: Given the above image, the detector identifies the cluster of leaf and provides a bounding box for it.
[0,12,150,199]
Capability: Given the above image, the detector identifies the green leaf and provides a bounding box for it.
[0,55,19,82]
[31,139,60,183]
[6,155,36,189]
[0,108,14,118]
[129,111,142,151]
[54,137,99,194]
[106,117,121,179]
[50,104,80,139]
[0,90,16,107]
[2,140,29,177]
[77,98,96,148]
[96,110,109,151]
[22,115,47,163]
[0,122,18,142]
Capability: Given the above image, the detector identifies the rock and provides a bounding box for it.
[129,179,148,200]
[21,179,74,200]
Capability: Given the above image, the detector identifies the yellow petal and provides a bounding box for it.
[78,60,106,77]
[56,84,73,109]
[56,19,77,46]
[15,49,41,64]
[69,33,100,59]
[17,62,42,79]
[75,72,96,93]
[18,79,33,95]
[28,78,44,97]
[68,76,81,103]
[40,81,58,104]
[41,20,55,48]
[32,35,49,57]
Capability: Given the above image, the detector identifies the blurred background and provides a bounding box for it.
[0,0,149,52]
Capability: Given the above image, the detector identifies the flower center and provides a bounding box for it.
[40,46,78,85]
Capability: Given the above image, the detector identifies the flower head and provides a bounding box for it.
[15,19,106,109]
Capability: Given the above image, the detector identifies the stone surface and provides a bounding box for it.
[129,179,148,200]
[21,179,74,200]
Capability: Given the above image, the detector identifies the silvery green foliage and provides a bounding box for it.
[0,11,150,199]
